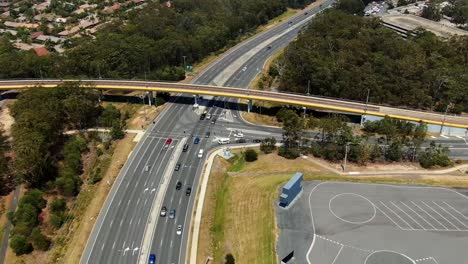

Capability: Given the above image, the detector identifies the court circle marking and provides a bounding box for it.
[364,250,416,264]
[329,193,376,225]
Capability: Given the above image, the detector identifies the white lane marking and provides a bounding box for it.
[138,217,141,226]
[129,217,133,226]
[101,243,105,251]
[118,199,122,206]
[170,240,174,248]
[410,201,448,230]
[430,136,436,139]
[331,245,344,264]
[127,199,131,206]
[379,201,415,229]
[432,201,468,229]
[400,202,436,229]
[421,201,460,230]
[136,198,140,206]
[120,219,124,227]
[440,135,448,138]
[441,201,468,222]
[112,241,116,250]
[110,219,114,227]
[390,201,426,230]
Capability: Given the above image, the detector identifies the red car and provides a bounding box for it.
[165,138,172,147]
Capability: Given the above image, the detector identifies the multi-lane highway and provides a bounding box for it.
[80,1,468,264]
[81,2,335,264]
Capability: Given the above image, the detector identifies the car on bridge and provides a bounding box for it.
[183,143,189,152]
[175,163,181,171]
[186,187,192,196]
[176,181,182,190]
[176,225,183,235]
[169,209,175,219]
[160,206,167,217]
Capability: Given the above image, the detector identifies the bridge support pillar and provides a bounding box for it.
[146,91,153,106]
[247,99,253,113]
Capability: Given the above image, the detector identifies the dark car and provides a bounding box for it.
[160,206,167,217]
[236,138,247,143]
[252,139,261,143]
[175,163,181,171]
[378,136,385,144]
[305,12,308,15]
[205,132,211,138]
[183,143,189,152]
[194,137,200,144]
[169,209,175,219]
[211,118,217,124]
[149,254,156,264]
[176,181,182,190]
[200,113,206,120]
[186,187,192,196]
[267,46,272,50]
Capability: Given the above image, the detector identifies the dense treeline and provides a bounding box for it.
[275,10,468,113]
[0,0,315,80]
[272,108,451,168]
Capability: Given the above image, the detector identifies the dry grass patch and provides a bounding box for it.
[0,190,14,248]
[238,152,323,174]
[240,112,280,127]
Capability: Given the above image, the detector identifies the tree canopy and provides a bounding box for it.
[277,10,468,113]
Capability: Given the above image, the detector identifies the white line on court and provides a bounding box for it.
[432,201,468,229]
[331,245,344,264]
[379,201,415,230]
[421,201,460,230]
[400,202,436,229]
[375,205,406,230]
[390,201,426,230]
[441,201,468,222]
[410,201,448,230]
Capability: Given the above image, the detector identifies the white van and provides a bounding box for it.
[218,138,230,145]
[198,149,204,158]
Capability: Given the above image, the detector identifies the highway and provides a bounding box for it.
[81,2,334,264]
[79,1,468,264]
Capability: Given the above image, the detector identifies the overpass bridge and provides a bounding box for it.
[0,79,467,129]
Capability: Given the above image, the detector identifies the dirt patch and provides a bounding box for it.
[128,104,166,130]
[241,112,280,127]
[0,100,15,136]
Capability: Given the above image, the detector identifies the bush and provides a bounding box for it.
[244,149,258,162]
[89,167,102,184]
[278,146,300,159]
[50,198,66,213]
[10,235,33,255]
[50,213,66,229]
[11,222,33,237]
[260,137,276,154]
[110,122,125,140]
[30,228,51,251]
[56,176,80,197]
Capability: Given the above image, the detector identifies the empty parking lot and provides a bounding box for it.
[277,182,468,264]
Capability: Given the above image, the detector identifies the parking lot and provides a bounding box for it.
[277,182,468,264]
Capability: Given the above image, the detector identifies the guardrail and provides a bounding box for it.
[0,79,467,128]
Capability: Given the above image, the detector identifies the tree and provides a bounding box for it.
[30,228,51,251]
[110,122,125,140]
[244,149,258,162]
[387,142,404,161]
[225,253,235,264]
[422,2,442,21]
[10,235,33,255]
[99,104,121,127]
[336,0,365,15]
[279,111,303,159]
[418,141,453,168]
[260,137,277,154]
[50,198,67,213]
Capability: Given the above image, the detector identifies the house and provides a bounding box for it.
[0,0,9,8]
[33,46,49,57]
[30,31,44,39]
[102,3,121,14]
[4,21,40,29]
[0,28,17,35]
[36,34,64,43]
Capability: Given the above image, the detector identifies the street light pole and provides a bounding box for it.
[343,142,350,172]
[439,103,451,135]
[182,56,187,75]
[360,89,370,127]
[307,80,310,96]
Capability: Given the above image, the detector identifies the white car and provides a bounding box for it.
[176,225,182,235]
[206,114,211,120]
[233,131,244,138]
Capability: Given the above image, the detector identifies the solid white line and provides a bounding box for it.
[410,201,448,230]
[390,201,426,230]
[432,201,468,229]
[400,202,436,229]
[441,201,468,222]
[375,205,406,230]
[421,201,460,230]
[331,245,344,264]
[380,202,415,229]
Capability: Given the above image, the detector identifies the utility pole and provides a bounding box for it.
[360,89,370,126]
[307,80,310,96]
[343,142,350,172]
[439,103,451,135]
[182,56,187,75]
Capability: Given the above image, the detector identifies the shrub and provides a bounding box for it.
[10,235,33,255]
[244,149,258,162]
[260,137,276,154]
[278,146,300,159]
[30,228,51,251]
[89,167,102,184]
[49,213,66,229]
[50,198,66,213]
[110,122,125,140]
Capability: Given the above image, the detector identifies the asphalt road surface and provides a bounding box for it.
[310,182,468,263]
[81,3,334,264]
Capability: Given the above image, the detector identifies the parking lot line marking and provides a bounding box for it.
[441,201,468,222]
[432,201,468,229]
[400,202,436,229]
[411,201,448,230]
[331,245,344,264]
[421,201,460,230]
[390,201,426,230]
[380,201,415,230]
[375,204,406,230]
